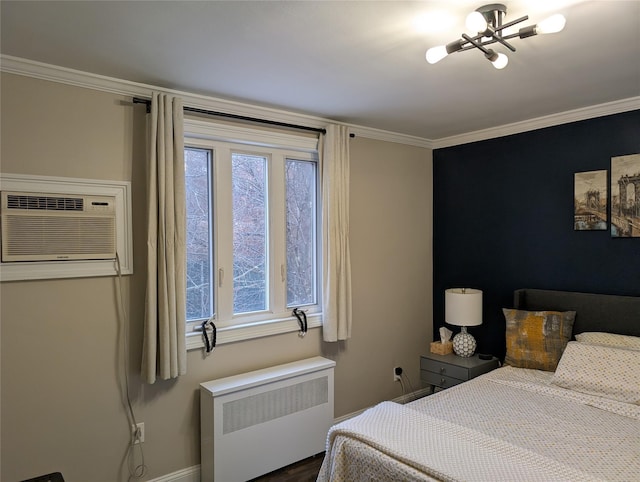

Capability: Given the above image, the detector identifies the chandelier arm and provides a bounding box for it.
[490,32,517,52]
[492,14,529,33]
[453,32,485,52]
[461,33,491,55]
[459,37,499,51]
[501,31,526,41]
[457,12,530,54]
[459,12,530,54]
[458,33,521,52]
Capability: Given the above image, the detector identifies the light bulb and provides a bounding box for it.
[426,45,448,64]
[536,14,566,34]
[491,52,509,69]
[466,11,487,33]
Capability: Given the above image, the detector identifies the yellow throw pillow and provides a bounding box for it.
[503,309,576,371]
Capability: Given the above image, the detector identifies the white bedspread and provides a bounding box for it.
[318,366,640,482]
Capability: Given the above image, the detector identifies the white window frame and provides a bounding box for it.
[184,119,322,350]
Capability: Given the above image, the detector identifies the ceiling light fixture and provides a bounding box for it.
[426,3,566,69]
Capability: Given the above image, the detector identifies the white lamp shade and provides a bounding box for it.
[466,11,487,33]
[536,14,566,34]
[491,52,509,69]
[426,45,448,64]
[445,288,482,327]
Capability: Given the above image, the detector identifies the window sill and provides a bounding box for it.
[186,313,322,351]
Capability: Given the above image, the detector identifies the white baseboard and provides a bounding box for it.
[150,387,431,481]
[147,465,200,482]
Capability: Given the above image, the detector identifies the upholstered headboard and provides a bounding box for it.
[514,289,640,338]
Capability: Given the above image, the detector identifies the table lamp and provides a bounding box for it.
[445,288,482,357]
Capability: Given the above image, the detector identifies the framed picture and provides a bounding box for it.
[574,170,607,230]
[611,153,640,238]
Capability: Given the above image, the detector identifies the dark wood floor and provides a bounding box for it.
[250,452,325,482]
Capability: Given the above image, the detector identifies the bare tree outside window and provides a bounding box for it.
[286,159,317,306]
[232,153,267,313]
[185,148,213,321]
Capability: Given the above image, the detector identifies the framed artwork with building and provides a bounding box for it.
[610,153,640,238]
[574,170,607,231]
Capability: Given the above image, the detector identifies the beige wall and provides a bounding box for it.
[0,73,433,481]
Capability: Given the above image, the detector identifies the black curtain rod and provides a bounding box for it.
[132,97,326,135]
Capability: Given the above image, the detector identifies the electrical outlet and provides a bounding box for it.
[132,422,145,444]
[393,366,403,382]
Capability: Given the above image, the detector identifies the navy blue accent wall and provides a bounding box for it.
[433,110,640,359]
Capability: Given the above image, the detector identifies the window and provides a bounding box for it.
[232,153,268,314]
[184,120,321,347]
[185,147,213,321]
[286,159,317,307]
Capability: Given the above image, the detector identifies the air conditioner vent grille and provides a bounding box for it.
[1,190,117,262]
[3,216,116,258]
[6,194,84,211]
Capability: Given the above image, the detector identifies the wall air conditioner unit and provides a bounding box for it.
[1,191,117,262]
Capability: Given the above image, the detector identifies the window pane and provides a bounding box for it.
[286,159,317,307]
[232,153,267,314]
[185,148,213,321]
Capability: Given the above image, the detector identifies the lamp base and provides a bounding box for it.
[453,327,477,357]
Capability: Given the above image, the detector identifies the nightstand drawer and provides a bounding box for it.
[420,370,464,389]
[420,357,468,380]
[420,353,500,392]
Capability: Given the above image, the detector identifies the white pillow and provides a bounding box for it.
[552,341,640,404]
[575,332,640,351]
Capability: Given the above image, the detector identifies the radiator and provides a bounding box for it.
[200,356,335,481]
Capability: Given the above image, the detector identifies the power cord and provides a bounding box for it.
[395,371,417,404]
[397,376,406,400]
[402,372,417,403]
[115,253,147,480]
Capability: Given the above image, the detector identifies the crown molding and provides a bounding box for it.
[432,97,640,149]
[0,55,433,149]
[348,124,434,149]
[2,55,636,150]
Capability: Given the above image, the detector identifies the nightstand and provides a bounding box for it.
[420,353,499,391]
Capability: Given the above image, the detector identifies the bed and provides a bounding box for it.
[318,289,640,482]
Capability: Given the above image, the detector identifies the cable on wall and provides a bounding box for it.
[115,253,147,480]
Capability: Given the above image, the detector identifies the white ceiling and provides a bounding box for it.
[1,1,639,141]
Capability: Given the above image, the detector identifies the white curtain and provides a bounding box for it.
[142,92,187,384]
[321,124,353,341]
